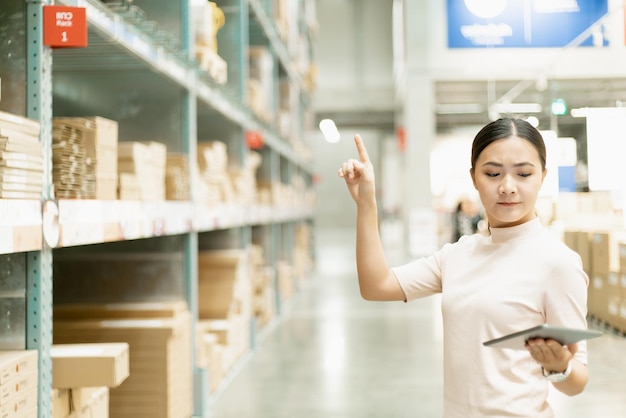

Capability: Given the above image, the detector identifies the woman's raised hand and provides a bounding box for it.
[337,134,376,204]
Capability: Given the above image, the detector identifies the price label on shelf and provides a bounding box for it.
[43,5,88,48]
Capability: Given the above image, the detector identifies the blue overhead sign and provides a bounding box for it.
[447,0,608,48]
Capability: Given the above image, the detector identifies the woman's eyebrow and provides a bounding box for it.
[481,161,536,168]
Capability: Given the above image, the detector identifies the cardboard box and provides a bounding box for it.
[52,389,70,418]
[575,231,592,274]
[51,343,129,389]
[95,176,117,200]
[607,295,621,328]
[562,230,577,251]
[54,301,188,320]
[620,241,626,273]
[619,272,626,300]
[70,387,109,418]
[53,309,193,418]
[82,117,118,150]
[0,351,38,386]
[616,300,626,333]
[587,273,608,321]
[591,231,621,274]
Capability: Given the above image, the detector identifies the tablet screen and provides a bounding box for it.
[483,324,603,350]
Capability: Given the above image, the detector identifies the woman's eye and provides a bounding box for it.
[486,172,499,178]
[519,173,531,178]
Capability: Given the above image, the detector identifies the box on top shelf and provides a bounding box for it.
[51,342,130,389]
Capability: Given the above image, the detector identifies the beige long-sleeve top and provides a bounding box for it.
[392,218,589,418]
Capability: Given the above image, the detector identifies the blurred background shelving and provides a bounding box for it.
[0,0,317,417]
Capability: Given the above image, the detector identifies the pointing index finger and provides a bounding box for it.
[354,134,370,163]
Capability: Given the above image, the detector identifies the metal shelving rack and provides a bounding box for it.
[0,0,316,417]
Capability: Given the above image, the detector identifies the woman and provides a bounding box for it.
[338,118,589,417]
[452,197,483,242]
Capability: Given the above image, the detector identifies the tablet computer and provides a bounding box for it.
[483,324,603,350]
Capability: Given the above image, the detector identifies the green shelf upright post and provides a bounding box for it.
[26,1,54,418]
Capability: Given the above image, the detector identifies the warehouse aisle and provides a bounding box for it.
[209,228,626,418]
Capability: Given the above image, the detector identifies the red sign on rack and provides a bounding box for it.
[245,131,264,149]
[43,5,88,48]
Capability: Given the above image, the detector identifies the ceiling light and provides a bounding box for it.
[319,119,340,143]
[551,98,568,116]
[524,116,539,127]
[570,108,588,118]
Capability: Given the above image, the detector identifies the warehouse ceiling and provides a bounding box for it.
[311,1,626,137]
[434,77,626,134]
[315,76,626,137]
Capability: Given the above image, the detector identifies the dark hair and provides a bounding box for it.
[470,118,547,171]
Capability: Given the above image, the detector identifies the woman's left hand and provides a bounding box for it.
[526,338,577,373]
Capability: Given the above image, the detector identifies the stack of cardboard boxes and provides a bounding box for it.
[196,249,251,393]
[51,118,95,199]
[561,192,626,333]
[51,116,118,200]
[53,302,194,418]
[0,112,43,199]
[0,350,38,418]
[51,342,129,418]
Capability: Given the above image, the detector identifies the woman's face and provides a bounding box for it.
[470,136,546,228]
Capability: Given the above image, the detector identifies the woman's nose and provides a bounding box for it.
[499,175,516,194]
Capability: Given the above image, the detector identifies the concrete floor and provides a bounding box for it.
[209,228,626,418]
